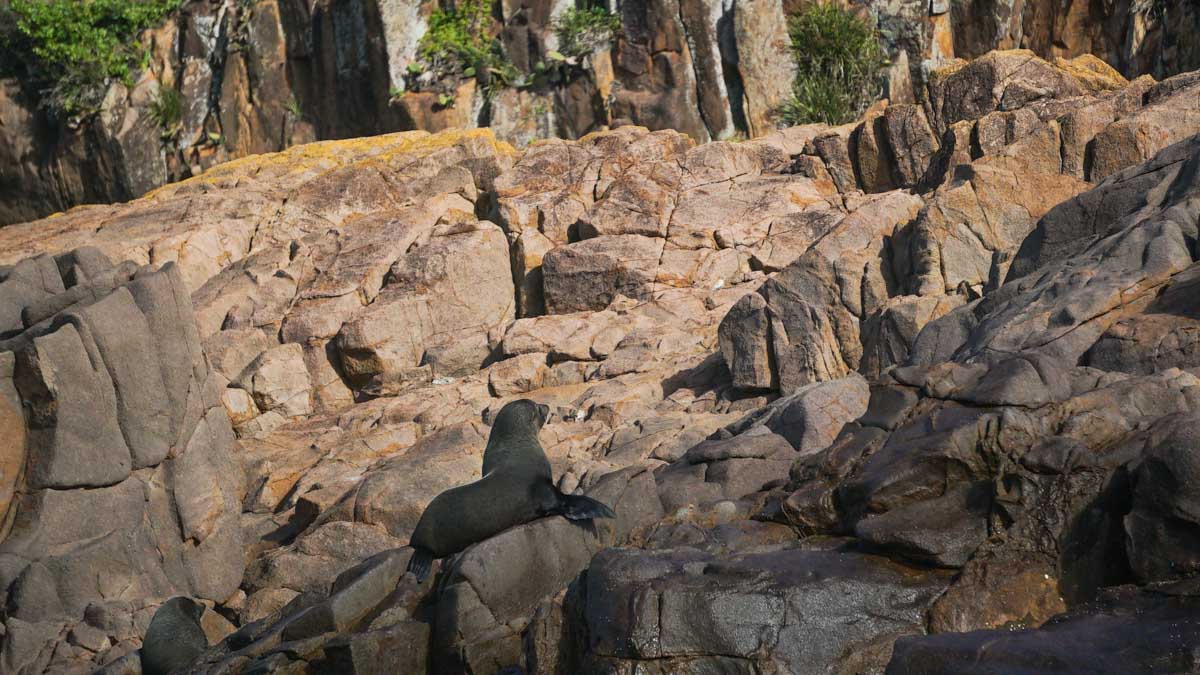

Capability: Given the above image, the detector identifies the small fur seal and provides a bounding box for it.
[406,399,615,582]
[141,596,209,675]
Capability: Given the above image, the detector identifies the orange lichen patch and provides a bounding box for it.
[144,128,518,201]
[929,57,969,82]
[931,12,955,61]
[1055,53,1131,93]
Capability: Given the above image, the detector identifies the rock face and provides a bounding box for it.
[3,0,1199,225]
[582,544,953,672]
[1,48,1200,675]
[720,54,1200,393]
[0,250,243,674]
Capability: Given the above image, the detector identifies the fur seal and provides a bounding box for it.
[141,596,209,675]
[406,399,615,581]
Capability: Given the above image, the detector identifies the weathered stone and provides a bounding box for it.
[584,547,952,672]
[0,255,242,673]
[889,589,1200,674]
[541,235,664,314]
[234,344,313,420]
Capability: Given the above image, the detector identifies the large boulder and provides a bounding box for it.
[582,546,952,673]
[888,587,1200,674]
[0,251,243,673]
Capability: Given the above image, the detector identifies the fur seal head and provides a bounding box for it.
[490,399,550,434]
[141,596,209,675]
[482,399,552,475]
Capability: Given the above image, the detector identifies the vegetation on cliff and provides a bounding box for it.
[410,0,621,102]
[554,6,621,59]
[0,0,179,116]
[781,1,886,125]
[414,0,514,93]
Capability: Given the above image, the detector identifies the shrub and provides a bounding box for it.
[554,6,620,59]
[1,0,180,116]
[285,96,303,118]
[416,0,513,87]
[149,85,181,131]
[781,1,886,126]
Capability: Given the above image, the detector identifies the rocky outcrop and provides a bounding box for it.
[0,250,242,674]
[581,545,953,673]
[720,54,1200,394]
[4,0,1200,226]
[1,48,1200,675]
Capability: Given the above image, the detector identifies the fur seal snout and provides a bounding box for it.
[406,399,615,582]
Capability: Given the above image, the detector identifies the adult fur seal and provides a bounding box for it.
[406,399,615,582]
[141,596,208,675]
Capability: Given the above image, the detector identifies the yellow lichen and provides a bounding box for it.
[143,128,517,200]
[1056,53,1130,93]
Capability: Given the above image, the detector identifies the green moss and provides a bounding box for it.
[1,0,180,116]
[781,1,886,126]
[554,6,620,59]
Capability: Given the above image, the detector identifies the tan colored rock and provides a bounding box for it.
[927,50,1085,133]
[234,343,313,419]
[489,88,557,148]
[541,235,664,314]
[809,125,858,194]
[503,310,625,361]
[221,387,260,428]
[1054,54,1128,93]
[883,104,940,187]
[902,123,1088,296]
[734,0,796,137]
[327,422,489,540]
[393,80,480,132]
[336,221,515,384]
[853,105,897,193]
[1089,75,1200,180]
[0,129,518,294]
[489,353,550,396]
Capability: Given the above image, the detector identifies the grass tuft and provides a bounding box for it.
[780,1,887,126]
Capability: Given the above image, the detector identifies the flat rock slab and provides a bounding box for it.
[888,591,1200,674]
[584,546,953,673]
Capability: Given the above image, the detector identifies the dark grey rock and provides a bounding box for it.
[584,546,952,673]
[888,588,1200,674]
[1126,412,1200,583]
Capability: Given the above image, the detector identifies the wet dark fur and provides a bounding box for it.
[406,400,615,582]
[141,596,208,675]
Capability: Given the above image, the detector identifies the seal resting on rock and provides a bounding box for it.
[406,399,616,582]
[141,596,208,675]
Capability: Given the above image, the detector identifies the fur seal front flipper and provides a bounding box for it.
[141,596,209,675]
[407,547,435,583]
[405,399,615,583]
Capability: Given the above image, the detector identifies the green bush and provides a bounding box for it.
[781,1,886,126]
[148,84,181,131]
[416,0,513,87]
[554,6,620,59]
[1,0,180,116]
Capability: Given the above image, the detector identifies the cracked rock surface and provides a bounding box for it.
[1,50,1200,675]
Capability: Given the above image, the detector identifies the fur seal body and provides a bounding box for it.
[406,399,615,581]
[141,596,208,675]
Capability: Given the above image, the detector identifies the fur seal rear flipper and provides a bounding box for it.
[547,491,616,520]
[405,399,615,583]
